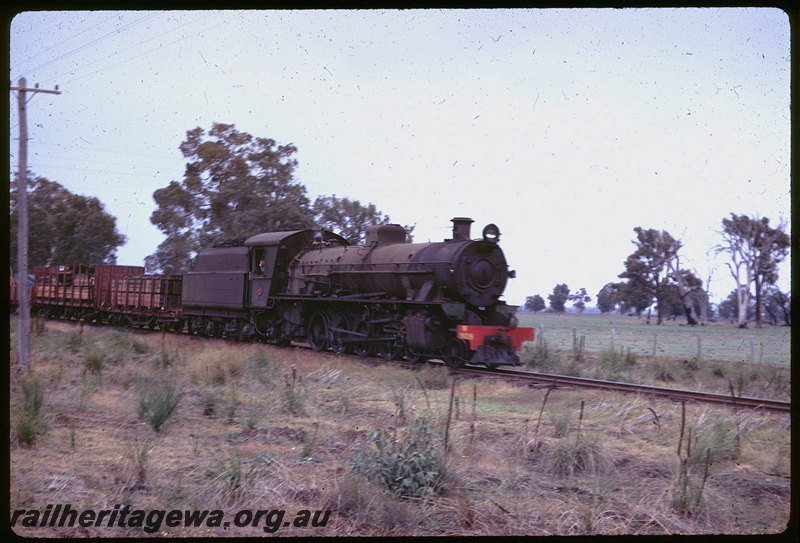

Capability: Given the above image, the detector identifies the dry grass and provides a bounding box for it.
[8,319,792,537]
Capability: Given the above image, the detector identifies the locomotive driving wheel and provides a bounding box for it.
[376,341,401,361]
[307,311,330,352]
[329,312,352,355]
[404,346,428,364]
[444,338,469,369]
[352,321,374,357]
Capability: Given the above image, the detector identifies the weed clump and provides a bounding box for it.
[137,376,181,432]
[248,353,282,385]
[98,331,131,365]
[413,364,449,390]
[62,331,84,352]
[548,409,572,438]
[348,416,443,498]
[651,359,675,382]
[545,437,613,477]
[83,345,105,374]
[284,367,306,415]
[16,372,47,446]
[129,437,153,482]
[522,340,560,372]
[330,474,418,534]
[214,450,243,500]
[598,349,636,381]
[691,418,740,464]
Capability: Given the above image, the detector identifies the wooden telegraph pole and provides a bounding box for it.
[10,77,60,370]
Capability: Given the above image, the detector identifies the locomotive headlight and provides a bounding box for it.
[482,223,500,243]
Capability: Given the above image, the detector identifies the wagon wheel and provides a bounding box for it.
[307,311,331,352]
[329,312,353,355]
[444,338,469,369]
[212,321,224,339]
[352,321,374,357]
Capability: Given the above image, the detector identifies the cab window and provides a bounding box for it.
[254,249,266,275]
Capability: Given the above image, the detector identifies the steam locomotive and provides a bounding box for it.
[11,217,534,368]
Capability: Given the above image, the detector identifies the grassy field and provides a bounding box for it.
[8,318,792,537]
[517,312,791,366]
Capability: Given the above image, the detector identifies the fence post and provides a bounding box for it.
[697,334,702,360]
[750,338,754,363]
[653,331,657,356]
[611,328,615,351]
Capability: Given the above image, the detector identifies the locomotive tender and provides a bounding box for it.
[12,217,533,368]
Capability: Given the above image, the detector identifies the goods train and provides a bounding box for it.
[10,217,534,368]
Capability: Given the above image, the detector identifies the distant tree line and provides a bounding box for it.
[523,216,790,328]
[10,176,125,270]
[10,122,413,276]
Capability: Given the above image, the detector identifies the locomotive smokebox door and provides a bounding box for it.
[249,246,276,307]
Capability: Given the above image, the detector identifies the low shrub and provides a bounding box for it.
[548,410,572,438]
[651,359,675,382]
[348,416,443,498]
[522,341,560,372]
[16,411,43,446]
[137,377,181,432]
[17,372,47,445]
[599,349,635,381]
[544,436,613,477]
[83,345,105,374]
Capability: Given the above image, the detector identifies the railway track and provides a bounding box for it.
[451,365,792,414]
[36,318,791,414]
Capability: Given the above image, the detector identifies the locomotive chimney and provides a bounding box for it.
[451,217,474,241]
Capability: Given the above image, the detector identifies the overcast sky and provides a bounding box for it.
[9,8,791,308]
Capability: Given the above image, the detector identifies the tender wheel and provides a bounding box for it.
[307,311,330,352]
[353,321,374,357]
[208,321,224,339]
[444,338,469,369]
[330,312,352,355]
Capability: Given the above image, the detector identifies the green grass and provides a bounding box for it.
[517,312,790,365]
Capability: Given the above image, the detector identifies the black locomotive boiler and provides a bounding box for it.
[181,217,533,367]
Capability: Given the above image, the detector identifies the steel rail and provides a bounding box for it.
[452,365,791,414]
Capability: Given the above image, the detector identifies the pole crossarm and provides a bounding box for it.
[10,86,61,95]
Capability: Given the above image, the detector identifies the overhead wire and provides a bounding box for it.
[16,12,161,77]
[51,13,227,86]
[19,140,182,162]
[11,12,224,184]
[25,153,182,171]
[11,13,119,73]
